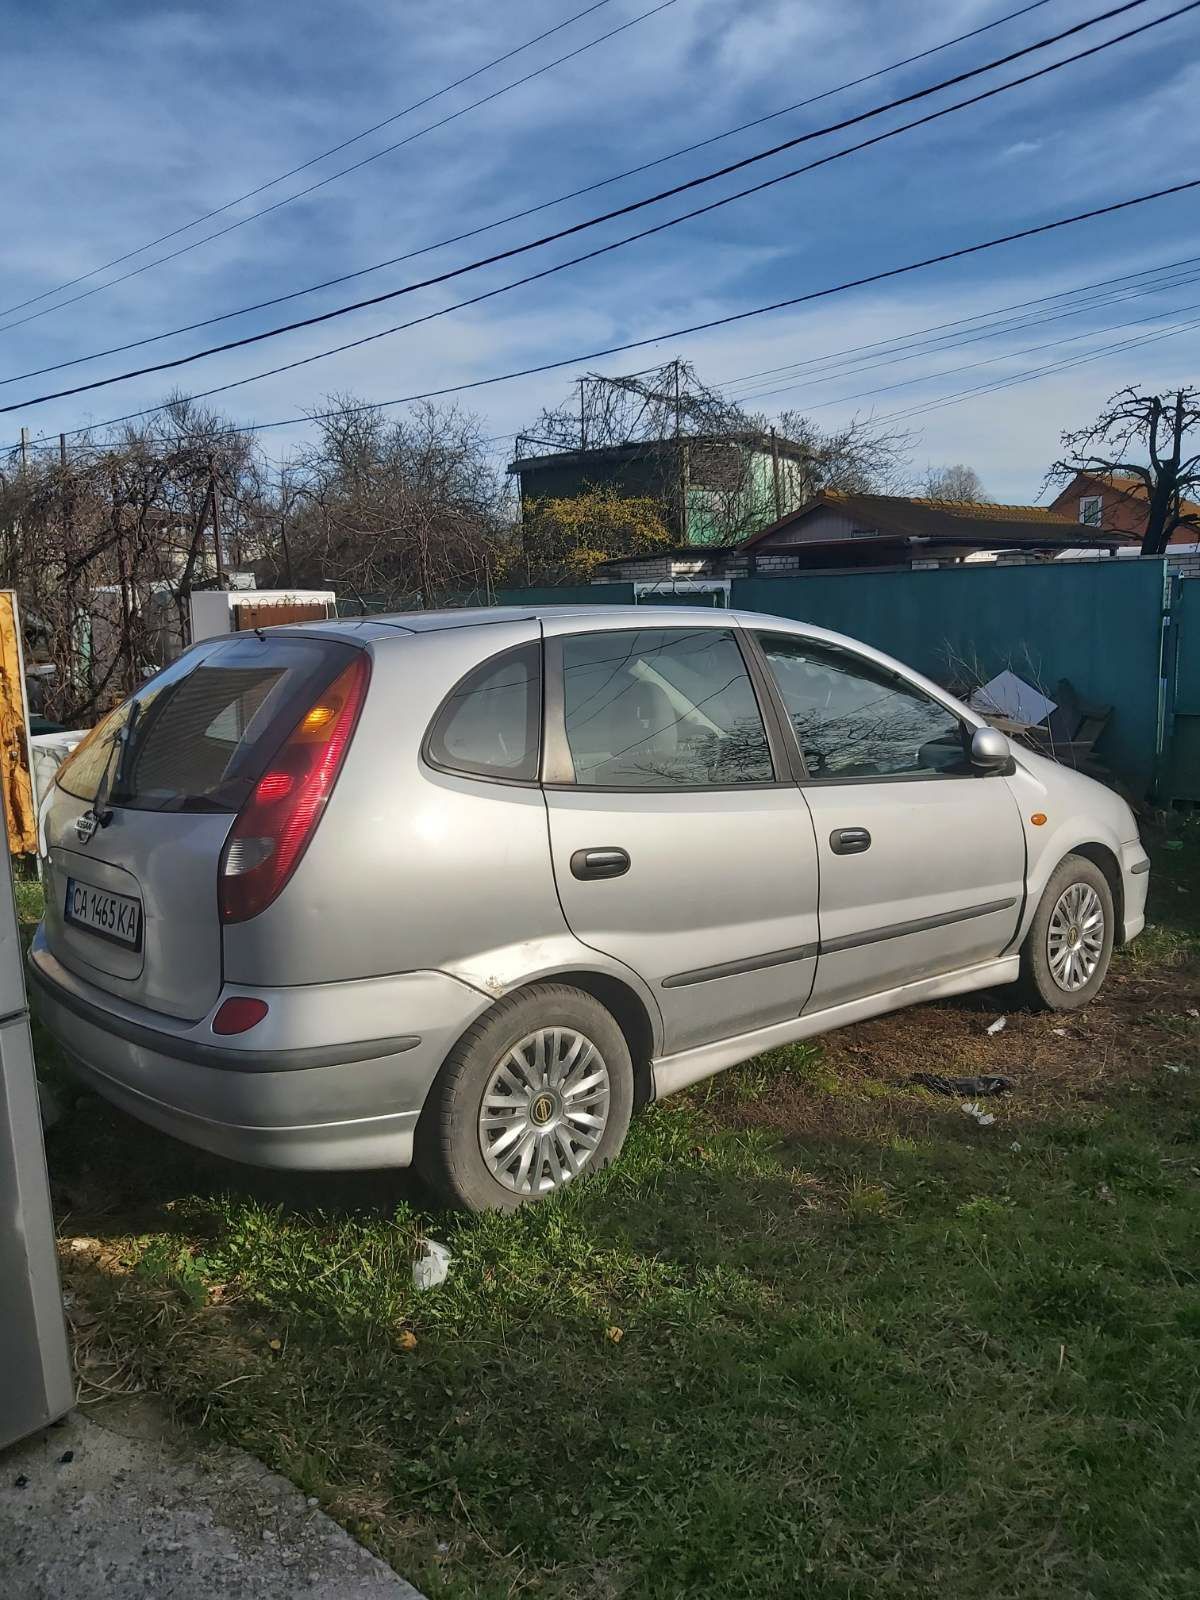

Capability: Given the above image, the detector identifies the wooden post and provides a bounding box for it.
[770,427,783,519]
[209,454,226,587]
[0,591,37,856]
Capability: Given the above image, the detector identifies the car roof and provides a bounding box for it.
[286,603,747,639]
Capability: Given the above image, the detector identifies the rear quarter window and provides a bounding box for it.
[424,642,541,782]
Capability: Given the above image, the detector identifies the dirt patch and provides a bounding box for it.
[706,951,1200,1143]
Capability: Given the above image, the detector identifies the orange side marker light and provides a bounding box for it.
[1030,812,1047,827]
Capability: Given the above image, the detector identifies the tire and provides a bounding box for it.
[1014,852,1115,1012]
[414,983,634,1212]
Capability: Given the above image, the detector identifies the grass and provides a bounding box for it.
[33,834,1200,1599]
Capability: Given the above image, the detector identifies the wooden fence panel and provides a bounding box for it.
[232,601,332,631]
[0,593,36,855]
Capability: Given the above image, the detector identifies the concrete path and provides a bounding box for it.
[0,1405,426,1599]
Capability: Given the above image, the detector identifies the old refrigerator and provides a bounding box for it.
[0,857,72,1449]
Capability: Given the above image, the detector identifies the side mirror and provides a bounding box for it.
[970,724,1013,773]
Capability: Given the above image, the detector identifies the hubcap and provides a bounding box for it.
[478,1027,611,1195]
[1047,881,1105,992]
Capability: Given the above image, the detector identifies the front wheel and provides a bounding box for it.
[414,984,634,1211]
[1014,853,1114,1011]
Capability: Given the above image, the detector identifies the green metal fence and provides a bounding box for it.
[495,562,1176,795]
[735,563,1169,794]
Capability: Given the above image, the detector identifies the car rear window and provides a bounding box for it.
[57,635,359,813]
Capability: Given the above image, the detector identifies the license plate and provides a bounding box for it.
[64,878,143,950]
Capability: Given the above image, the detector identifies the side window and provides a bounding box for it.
[559,628,774,788]
[757,634,969,779]
[425,642,541,782]
[1079,495,1103,527]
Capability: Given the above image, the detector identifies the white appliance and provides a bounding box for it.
[0,854,72,1448]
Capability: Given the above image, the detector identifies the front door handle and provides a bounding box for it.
[830,827,871,856]
[571,846,631,880]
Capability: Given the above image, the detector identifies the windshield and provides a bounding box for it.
[57,634,358,813]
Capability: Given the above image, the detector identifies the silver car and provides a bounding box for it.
[30,606,1149,1209]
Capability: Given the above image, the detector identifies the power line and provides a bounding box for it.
[0,0,622,323]
[16,176,1199,450]
[0,0,679,339]
[871,308,1200,425]
[1,0,1180,416]
[712,250,1200,390]
[715,258,1200,399]
[0,0,1060,378]
[734,288,1200,413]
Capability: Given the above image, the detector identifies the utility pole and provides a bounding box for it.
[208,453,226,588]
[770,427,783,520]
[578,378,587,451]
[673,360,688,544]
[111,465,136,695]
[19,429,29,475]
[278,467,295,587]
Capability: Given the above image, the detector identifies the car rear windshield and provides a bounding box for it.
[58,635,359,813]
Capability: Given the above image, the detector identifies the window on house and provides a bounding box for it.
[1079,495,1103,527]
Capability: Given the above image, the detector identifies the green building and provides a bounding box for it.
[508,433,812,547]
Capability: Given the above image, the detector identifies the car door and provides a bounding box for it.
[541,619,821,1056]
[751,629,1027,1014]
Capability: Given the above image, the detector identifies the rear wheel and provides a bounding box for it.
[415,984,634,1211]
[1015,853,1114,1011]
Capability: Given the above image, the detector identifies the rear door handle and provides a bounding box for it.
[829,827,871,856]
[570,847,631,881]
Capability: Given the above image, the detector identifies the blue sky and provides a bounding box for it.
[5,0,1200,500]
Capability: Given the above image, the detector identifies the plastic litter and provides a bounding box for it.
[970,670,1057,726]
[961,1101,996,1127]
[986,1016,1007,1036]
[412,1238,453,1291]
[910,1073,1015,1097]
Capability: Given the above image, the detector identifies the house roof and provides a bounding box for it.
[509,432,816,475]
[743,490,1136,550]
[594,530,1128,578]
[1059,469,1200,522]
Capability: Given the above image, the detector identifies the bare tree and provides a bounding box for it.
[922,463,989,502]
[1049,386,1200,555]
[264,398,513,608]
[0,397,246,723]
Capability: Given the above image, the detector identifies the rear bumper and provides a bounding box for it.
[28,931,491,1170]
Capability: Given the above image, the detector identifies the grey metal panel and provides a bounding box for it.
[0,1010,72,1447]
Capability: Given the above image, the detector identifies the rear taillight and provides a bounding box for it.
[218,653,370,924]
